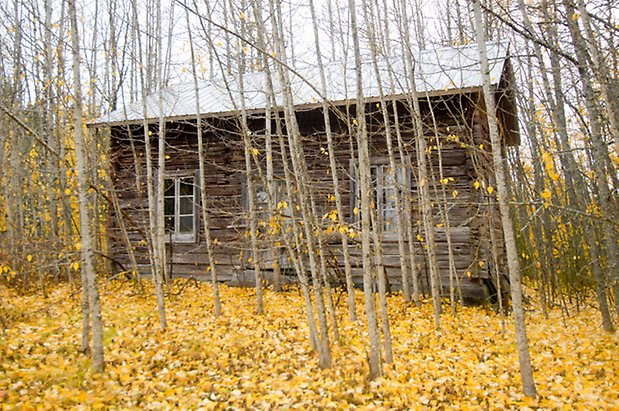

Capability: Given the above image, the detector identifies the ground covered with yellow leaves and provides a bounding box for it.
[0,281,617,410]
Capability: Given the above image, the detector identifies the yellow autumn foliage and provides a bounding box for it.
[0,281,616,410]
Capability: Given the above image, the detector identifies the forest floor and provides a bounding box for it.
[0,280,617,410]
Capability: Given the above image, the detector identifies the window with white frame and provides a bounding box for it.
[164,174,198,242]
[351,159,409,232]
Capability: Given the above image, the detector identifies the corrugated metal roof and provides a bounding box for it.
[94,42,509,126]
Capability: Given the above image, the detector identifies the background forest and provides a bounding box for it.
[0,0,617,408]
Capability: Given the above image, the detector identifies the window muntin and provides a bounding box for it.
[164,175,196,242]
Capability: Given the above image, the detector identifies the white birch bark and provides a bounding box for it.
[187,9,222,317]
[349,0,382,379]
[398,0,442,328]
[269,0,331,368]
[68,0,104,372]
[130,0,166,329]
[308,0,357,321]
[474,0,537,397]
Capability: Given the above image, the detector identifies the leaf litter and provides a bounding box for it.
[0,281,616,410]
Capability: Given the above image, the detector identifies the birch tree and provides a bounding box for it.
[268,0,332,368]
[130,0,167,329]
[308,0,357,321]
[397,0,442,328]
[348,0,381,379]
[68,0,104,372]
[186,8,222,317]
[474,0,537,397]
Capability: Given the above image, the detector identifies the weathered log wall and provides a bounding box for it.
[108,93,506,301]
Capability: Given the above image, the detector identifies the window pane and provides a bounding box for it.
[179,178,194,195]
[384,186,396,208]
[371,166,379,185]
[164,198,175,216]
[255,186,268,205]
[165,216,174,231]
[179,196,194,214]
[384,209,397,231]
[164,179,175,196]
[179,216,194,233]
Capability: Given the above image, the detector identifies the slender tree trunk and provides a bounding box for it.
[273,108,320,350]
[234,2,321,346]
[393,103,421,304]
[364,0,411,305]
[532,1,612,327]
[187,10,221,317]
[349,0,381,379]
[398,0,442,328]
[575,0,619,153]
[68,0,104,373]
[270,0,331,368]
[562,0,619,322]
[154,0,168,330]
[131,0,166,329]
[308,0,357,321]
[474,0,537,397]
[237,63,265,315]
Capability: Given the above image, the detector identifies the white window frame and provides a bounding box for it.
[163,172,198,243]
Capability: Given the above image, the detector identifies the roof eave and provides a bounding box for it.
[88,85,486,129]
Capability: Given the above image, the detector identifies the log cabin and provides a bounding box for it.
[90,42,519,304]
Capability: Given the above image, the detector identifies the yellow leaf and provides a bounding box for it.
[65,188,71,195]
[75,242,82,251]
[487,186,494,194]
[473,180,480,190]
[353,207,359,216]
[27,255,32,262]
